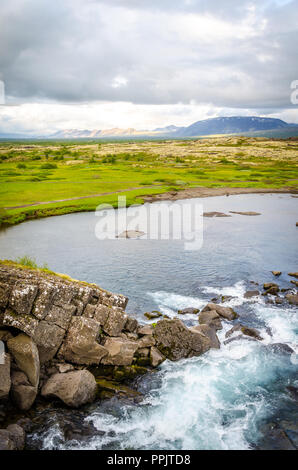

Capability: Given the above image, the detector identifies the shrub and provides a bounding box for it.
[17,163,27,169]
[40,163,57,169]
[15,255,49,270]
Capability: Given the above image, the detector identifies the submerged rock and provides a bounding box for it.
[177,307,199,315]
[225,324,263,341]
[117,230,145,239]
[288,272,298,278]
[41,370,97,408]
[144,311,162,320]
[229,211,261,216]
[203,212,231,217]
[272,271,282,276]
[244,290,259,299]
[263,282,280,295]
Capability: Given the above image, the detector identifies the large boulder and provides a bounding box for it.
[0,424,25,451]
[153,318,212,361]
[0,353,11,399]
[199,310,222,330]
[7,333,40,387]
[33,320,65,364]
[191,324,220,349]
[225,324,263,341]
[58,317,108,365]
[201,303,238,321]
[102,337,138,366]
[10,371,37,411]
[41,370,97,408]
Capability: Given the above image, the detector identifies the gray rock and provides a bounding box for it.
[0,424,25,450]
[7,333,40,387]
[177,308,199,315]
[41,370,97,408]
[44,304,76,330]
[58,317,108,365]
[10,371,37,411]
[201,303,238,321]
[9,282,38,315]
[124,316,138,333]
[191,324,220,349]
[198,309,222,330]
[102,337,138,366]
[33,320,65,363]
[153,318,212,361]
[3,308,39,337]
[286,294,298,305]
[244,290,259,298]
[225,324,263,341]
[150,347,166,367]
[0,353,11,399]
[138,325,154,336]
[137,335,156,348]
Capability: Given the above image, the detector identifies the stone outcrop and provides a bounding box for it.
[41,370,97,407]
[199,309,222,330]
[7,333,40,387]
[0,424,25,451]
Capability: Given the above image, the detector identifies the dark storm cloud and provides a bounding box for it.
[0,0,297,108]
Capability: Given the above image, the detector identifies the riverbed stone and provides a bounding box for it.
[244,290,259,298]
[58,317,108,365]
[3,308,39,337]
[7,333,40,387]
[41,370,97,408]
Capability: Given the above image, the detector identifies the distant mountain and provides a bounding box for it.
[176,116,290,137]
[1,116,297,140]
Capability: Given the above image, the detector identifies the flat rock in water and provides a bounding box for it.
[177,307,199,315]
[117,230,145,239]
[244,290,259,299]
[272,271,282,276]
[286,294,298,305]
[288,272,298,278]
[203,212,231,217]
[229,211,261,216]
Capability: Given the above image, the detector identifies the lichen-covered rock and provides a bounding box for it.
[41,370,97,407]
[3,309,39,337]
[9,282,38,315]
[102,337,138,366]
[137,334,156,348]
[0,353,11,399]
[44,304,76,330]
[0,282,11,309]
[201,303,238,321]
[33,320,65,364]
[153,318,211,361]
[31,281,58,319]
[10,371,37,411]
[93,304,128,336]
[225,324,263,341]
[58,317,108,365]
[199,310,222,330]
[7,333,40,387]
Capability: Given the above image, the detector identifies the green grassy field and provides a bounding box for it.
[0,136,297,227]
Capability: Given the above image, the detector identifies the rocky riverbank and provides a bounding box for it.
[0,261,297,450]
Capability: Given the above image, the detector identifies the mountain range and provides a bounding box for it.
[0,116,297,139]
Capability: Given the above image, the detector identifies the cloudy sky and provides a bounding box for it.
[0,0,297,134]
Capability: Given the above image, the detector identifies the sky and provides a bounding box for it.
[0,0,297,135]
